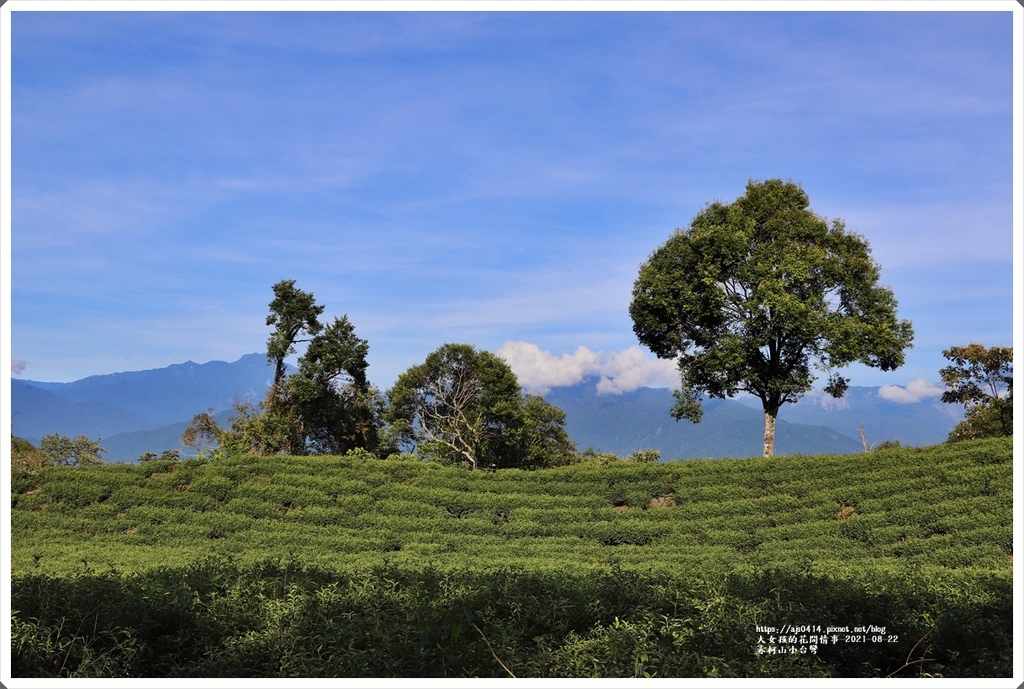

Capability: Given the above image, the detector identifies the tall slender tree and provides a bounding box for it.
[265,279,324,395]
[187,280,382,456]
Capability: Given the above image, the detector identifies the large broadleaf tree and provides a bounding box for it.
[630,178,914,456]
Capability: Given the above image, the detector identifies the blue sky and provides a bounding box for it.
[3,3,1019,404]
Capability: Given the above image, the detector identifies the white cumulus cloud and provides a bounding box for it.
[11,359,28,375]
[497,341,678,395]
[496,342,601,393]
[878,377,946,404]
[594,347,678,395]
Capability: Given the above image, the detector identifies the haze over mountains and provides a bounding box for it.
[12,354,279,461]
[11,354,963,462]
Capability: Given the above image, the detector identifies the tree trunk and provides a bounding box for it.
[762,408,777,457]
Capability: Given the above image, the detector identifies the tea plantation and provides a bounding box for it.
[9,437,1014,678]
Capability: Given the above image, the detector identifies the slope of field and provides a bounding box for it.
[9,438,1014,679]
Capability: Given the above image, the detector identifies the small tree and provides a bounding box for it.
[221,399,298,456]
[940,343,1012,441]
[38,433,106,467]
[387,344,512,469]
[182,408,225,455]
[386,343,574,469]
[285,315,384,455]
[630,178,914,456]
[11,436,46,472]
[517,394,578,468]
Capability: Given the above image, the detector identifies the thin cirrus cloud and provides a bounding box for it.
[6,9,1013,392]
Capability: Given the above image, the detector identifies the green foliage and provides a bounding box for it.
[283,315,385,455]
[38,434,106,468]
[575,448,662,465]
[628,449,661,463]
[940,343,1012,441]
[576,448,623,465]
[629,178,913,456]
[9,557,1011,678]
[518,394,578,467]
[265,278,324,391]
[9,438,1013,677]
[220,400,297,456]
[136,449,181,464]
[189,475,236,503]
[386,343,575,470]
[12,435,47,472]
[190,280,385,458]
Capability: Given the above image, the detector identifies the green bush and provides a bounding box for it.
[223,497,281,520]
[44,476,114,509]
[12,469,42,495]
[189,475,235,503]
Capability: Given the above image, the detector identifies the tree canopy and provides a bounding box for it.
[386,343,576,469]
[187,280,382,457]
[940,343,1013,441]
[266,279,325,393]
[38,434,106,468]
[630,178,914,456]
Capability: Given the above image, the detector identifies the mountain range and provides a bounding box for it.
[11,354,279,461]
[11,354,963,462]
[546,382,962,459]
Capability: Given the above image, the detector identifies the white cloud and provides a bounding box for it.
[11,360,28,375]
[497,341,678,395]
[496,342,601,394]
[877,377,946,404]
[594,347,679,395]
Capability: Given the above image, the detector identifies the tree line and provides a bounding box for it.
[179,279,579,470]
[14,179,1012,469]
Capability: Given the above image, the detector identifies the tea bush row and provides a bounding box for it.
[12,439,1013,578]
[11,557,1012,678]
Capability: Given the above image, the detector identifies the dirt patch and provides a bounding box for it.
[648,493,676,509]
[836,505,859,521]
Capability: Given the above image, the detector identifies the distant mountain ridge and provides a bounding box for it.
[11,354,962,462]
[546,381,962,460]
[12,354,280,461]
[20,353,277,426]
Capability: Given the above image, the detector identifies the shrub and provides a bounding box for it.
[11,436,46,472]
[189,476,235,503]
[38,434,106,468]
[627,449,661,464]
[224,497,281,520]
[44,475,115,509]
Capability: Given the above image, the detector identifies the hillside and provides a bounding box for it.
[10,438,1013,678]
